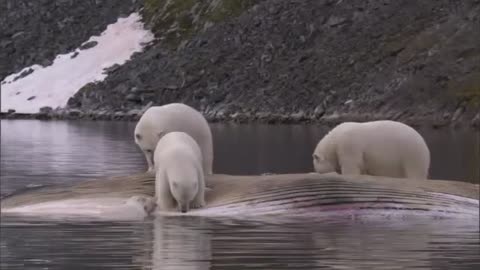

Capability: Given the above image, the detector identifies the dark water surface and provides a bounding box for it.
[1,119,479,269]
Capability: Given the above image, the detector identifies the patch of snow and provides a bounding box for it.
[1,12,154,114]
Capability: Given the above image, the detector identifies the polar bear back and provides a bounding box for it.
[154,131,203,170]
[135,103,213,174]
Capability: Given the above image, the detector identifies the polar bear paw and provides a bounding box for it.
[191,198,206,209]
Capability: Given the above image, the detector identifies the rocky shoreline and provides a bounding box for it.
[2,106,479,130]
[2,0,479,131]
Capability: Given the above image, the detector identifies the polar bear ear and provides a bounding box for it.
[135,134,142,140]
[157,131,165,138]
[313,154,320,161]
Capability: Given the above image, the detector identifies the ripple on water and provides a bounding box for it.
[1,216,479,270]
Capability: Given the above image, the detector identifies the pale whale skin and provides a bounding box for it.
[1,173,478,222]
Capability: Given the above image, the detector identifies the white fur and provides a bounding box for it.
[134,103,214,177]
[154,132,206,213]
[313,120,430,179]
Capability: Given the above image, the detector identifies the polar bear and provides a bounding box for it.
[134,103,213,175]
[312,120,430,179]
[154,131,206,213]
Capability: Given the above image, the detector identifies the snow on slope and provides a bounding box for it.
[1,12,154,114]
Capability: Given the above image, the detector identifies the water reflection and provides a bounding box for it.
[1,120,146,195]
[152,217,212,270]
[0,218,154,269]
[1,216,479,269]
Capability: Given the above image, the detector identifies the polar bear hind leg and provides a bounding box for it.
[403,161,429,180]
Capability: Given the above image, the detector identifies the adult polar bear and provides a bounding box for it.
[312,120,430,179]
[154,131,206,213]
[134,103,214,176]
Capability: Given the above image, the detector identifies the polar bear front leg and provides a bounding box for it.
[156,190,176,212]
[191,184,206,209]
[144,150,155,173]
[340,162,362,176]
[191,170,206,209]
[337,144,363,176]
[155,170,176,211]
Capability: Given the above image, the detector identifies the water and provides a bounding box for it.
[1,119,479,269]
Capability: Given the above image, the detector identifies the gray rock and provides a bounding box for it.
[256,112,271,120]
[79,41,98,50]
[70,51,79,59]
[126,93,142,102]
[113,83,129,94]
[472,113,480,128]
[126,109,141,116]
[39,106,53,114]
[451,107,464,122]
[290,111,306,121]
[11,31,25,39]
[68,109,83,117]
[103,64,121,74]
[313,105,324,117]
[12,68,34,82]
[326,16,347,27]
[40,59,53,67]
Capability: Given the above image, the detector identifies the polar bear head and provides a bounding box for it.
[312,153,336,173]
[134,127,166,171]
[169,176,199,213]
[312,128,340,174]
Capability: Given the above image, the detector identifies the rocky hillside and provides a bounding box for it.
[2,0,480,128]
[0,0,142,80]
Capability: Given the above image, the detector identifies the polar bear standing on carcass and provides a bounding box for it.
[312,120,430,179]
[134,103,214,177]
[154,131,206,213]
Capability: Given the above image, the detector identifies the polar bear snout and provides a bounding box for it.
[179,203,189,213]
[171,180,197,203]
[313,154,336,174]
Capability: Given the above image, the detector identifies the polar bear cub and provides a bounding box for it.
[312,120,430,179]
[154,131,206,213]
[134,103,214,176]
